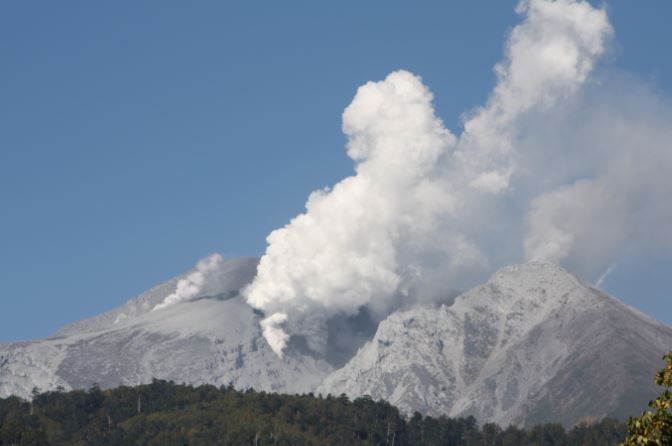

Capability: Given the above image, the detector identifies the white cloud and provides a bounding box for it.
[523,84,672,276]
[455,0,611,194]
[244,0,618,357]
[244,70,473,356]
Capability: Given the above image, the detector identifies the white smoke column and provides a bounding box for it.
[153,254,223,311]
[245,0,614,357]
[244,71,468,356]
[456,0,611,193]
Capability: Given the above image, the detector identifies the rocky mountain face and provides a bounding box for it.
[318,261,672,427]
[0,258,332,399]
[1,259,670,427]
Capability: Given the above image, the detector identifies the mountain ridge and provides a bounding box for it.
[0,257,332,400]
[1,258,670,427]
[318,261,672,427]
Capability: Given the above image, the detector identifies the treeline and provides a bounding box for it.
[0,380,625,445]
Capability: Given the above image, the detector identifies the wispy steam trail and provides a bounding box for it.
[595,264,616,289]
[153,254,224,311]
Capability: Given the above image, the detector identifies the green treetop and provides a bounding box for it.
[622,352,672,445]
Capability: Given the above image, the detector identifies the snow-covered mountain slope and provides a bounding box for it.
[0,257,332,399]
[2,259,670,428]
[318,261,672,427]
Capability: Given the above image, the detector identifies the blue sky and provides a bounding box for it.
[1,1,671,341]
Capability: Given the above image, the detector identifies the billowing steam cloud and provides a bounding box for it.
[153,254,224,311]
[456,0,612,193]
[523,89,672,272]
[245,70,473,356]
[244,0,624,357]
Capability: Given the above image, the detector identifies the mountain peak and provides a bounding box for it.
[496,259,571,274]
[319,259,672,427]
[448,260,595,329]
[489,260,581,288]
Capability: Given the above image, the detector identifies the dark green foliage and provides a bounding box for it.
[622,352,672,445]
[0,379,625,445]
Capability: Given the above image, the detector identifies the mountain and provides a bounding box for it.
[318,261,672,427]
[0,257,332,399]
[1,259,670,428]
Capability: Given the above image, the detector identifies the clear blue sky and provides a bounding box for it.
[1,1,671,341]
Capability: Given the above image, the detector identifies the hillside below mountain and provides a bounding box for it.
[0,380,628,445]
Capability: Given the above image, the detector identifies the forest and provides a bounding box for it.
[0,380,627,445]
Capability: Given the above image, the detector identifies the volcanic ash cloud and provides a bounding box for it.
[245,0,672,358]
[244,70,470,357]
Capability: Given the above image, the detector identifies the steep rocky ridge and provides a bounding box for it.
[318,261,672,427]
